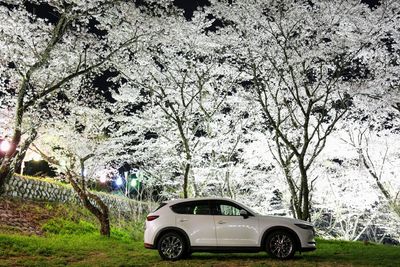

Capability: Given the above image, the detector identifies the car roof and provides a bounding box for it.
[164,197,240,205]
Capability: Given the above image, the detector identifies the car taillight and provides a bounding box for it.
[146,215,159,221]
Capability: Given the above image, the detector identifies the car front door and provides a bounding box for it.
[173,200,217,247]
[212,200,259,247]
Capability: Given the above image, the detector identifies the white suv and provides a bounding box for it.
[144,198,316,260]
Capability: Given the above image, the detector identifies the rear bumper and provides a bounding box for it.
[144,243,155,249]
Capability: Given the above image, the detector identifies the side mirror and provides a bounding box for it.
[240,209,249,219]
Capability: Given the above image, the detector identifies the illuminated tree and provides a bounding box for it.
[113,12,241,198]
[0,0,169,193]
[346,126,400,218]
[207,0,398,221]
[32,104,119,236]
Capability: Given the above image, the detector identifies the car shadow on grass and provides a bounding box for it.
[184,252,309,264]
[152,253,312,267]
[189,253,305,260]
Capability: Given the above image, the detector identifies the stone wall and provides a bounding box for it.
[3,175,153,218]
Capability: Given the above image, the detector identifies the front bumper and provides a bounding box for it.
[300,241,316,252]
[300,246,316,252]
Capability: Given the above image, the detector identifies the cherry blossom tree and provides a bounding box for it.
[32,105,117,236]
[307,126,400,242]
[344,125,400,219]
[2,0,400,242]
[0,0,169,193]
[113,12,242,198]
[206,0,398,221]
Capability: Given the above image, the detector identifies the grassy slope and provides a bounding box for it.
[0,198,399,266]
[1,234,400,267]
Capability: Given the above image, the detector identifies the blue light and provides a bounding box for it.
[115,176,124,186]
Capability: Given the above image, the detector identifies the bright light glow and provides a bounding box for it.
[32,153,42,161]
[130,179,137,187]
[115,176,124,186]
[0,140,11,153]
[99,174,107,183]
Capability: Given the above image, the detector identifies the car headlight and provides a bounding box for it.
[295,223,314,230]
[295,223,315,236]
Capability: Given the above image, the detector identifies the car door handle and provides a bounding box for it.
[218,220,226,224]
[179,219,188,222]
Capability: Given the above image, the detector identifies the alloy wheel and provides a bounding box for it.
[160,235,183,260]
[267,232,295,259]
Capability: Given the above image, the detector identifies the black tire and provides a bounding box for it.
[265,230,296,259]
[182,251,192,259]
[157,232,187,261]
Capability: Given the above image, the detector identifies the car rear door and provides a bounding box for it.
[173,200,217,247]
[212,200,259,247]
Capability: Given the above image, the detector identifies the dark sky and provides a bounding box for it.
[361,0,380,8]
[173,0,210,20]
[11,0,382,27]
[18,1,212,23]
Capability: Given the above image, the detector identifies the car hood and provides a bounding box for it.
[256,214,313,226]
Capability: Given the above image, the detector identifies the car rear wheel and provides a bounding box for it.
[157,232,186,260]
[265,230,296,259]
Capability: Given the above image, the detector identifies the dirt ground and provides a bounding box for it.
[0,197,54,235]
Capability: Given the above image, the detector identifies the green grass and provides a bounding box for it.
[41,219,98,235]
[1,232,399,267]
[1,197,399,266]
[41,217,143,242]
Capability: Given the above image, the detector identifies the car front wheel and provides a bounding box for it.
[157,232,186,260]
[265,230,296,259]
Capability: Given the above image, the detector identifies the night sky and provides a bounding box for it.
[13,0,383,23]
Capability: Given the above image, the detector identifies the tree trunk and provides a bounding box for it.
[0,118,22,193]
[0,131,21,193]
[30,147,110,237]
[99,213,111,236]
[183,162,190,198]
[191,168,199,197]
[298,159,310,221]
[225,170,234,199]
[280,160,302,219]
[11,130,38,177]
[67,171,110,237]
[87,190,111,237]
[283,158,311,221]
[0,160,12,194]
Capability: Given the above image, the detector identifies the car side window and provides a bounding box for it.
[214,201,242,216]
[193,203,210,215]
[171,201,210,215]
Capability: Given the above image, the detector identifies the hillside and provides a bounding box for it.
[0,198,53,235]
